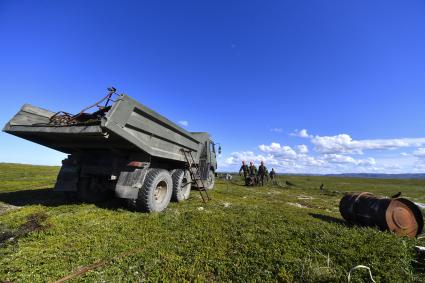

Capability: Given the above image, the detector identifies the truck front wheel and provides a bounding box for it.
[206,170,215,190]
[172,169,192,202]
[135,169,173,212]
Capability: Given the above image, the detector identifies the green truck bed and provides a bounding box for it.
[3,94,209,163]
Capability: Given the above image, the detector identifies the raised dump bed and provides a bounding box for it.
[3,89,219,212]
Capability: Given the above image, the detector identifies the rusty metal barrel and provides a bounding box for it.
[339,192,424,238]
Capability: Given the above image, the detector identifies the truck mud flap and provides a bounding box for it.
[115,168,149,199]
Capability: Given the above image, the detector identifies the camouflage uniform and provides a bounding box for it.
[270,169,276,180]
[249,165,257,177]
[258,164,268,186]
[245,164,258,186]
[239,164,249,179]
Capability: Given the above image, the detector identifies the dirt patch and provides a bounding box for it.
[0,212,50,247]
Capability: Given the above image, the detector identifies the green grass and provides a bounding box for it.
[0,163,59,192]
[0,163,424,282]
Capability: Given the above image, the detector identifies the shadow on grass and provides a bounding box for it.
[413,248,425,274]
[0,188,126,210]
[309,213,349,226]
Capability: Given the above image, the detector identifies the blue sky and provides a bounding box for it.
[1,0,425,173]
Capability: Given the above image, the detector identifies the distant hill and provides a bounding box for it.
[325,173,425,179]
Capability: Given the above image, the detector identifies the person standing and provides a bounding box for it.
[247,161,258,185]
[239,160,249,181]
[258,161,268,186]
[248,161,257,177]
[270,168,276,180]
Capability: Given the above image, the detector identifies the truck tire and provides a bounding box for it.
[77,177,111,203]
[206,170,215,190]
[171,169,192,202]
[135,169,173,212]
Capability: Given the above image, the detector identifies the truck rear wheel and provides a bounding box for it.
[206,170,215,190]
[135,169,172,212]
[172,169,192,202]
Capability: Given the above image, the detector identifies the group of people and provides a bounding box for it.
[239,160,276,186]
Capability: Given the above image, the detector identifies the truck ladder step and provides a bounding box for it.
[180,149,211,203]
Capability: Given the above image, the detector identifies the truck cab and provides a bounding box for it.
[190,133,218,189]
[209,140,218,172]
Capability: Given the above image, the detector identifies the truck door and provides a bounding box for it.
[209,141,216,167]
[198,141,209,180]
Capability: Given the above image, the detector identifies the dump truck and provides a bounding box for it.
[3,88,220,212]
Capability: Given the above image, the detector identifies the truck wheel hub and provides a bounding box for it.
[154,180,167,203]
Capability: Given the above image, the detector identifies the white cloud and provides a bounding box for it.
[178,120,189,127]
[219,129,425,174]
[220,149,330,173]
[290,129,310,138]
[258,143,298,159]
[224,151,278,166]
[270,128,283,133]
[219,149,383,174]
[413,148,425,158]
[297,144,308,154]
[359,158,377,166]
[311,134,425,154]
[323,154,376,166]
[412,162,425,172]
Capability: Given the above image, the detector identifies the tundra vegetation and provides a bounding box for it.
[0,163,424,282]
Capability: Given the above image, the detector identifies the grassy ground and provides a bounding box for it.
[0,164,424,282]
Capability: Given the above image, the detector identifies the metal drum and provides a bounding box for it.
[339,192,424,238]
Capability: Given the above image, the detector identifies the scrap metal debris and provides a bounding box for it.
[47,87,118,126]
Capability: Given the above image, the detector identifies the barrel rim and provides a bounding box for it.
[390,198,424,237]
